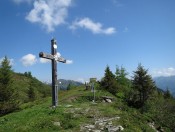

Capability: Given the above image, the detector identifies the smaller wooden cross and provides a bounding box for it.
[39,39,66,107]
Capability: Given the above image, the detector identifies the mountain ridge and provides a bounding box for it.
[154,75,175,96]
[43,79,83,90]
[58,79,83,90]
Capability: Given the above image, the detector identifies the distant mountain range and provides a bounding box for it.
[43,79,83,90]
[154,76,175,97]
[58,79,83,90]
[44,76,175,96]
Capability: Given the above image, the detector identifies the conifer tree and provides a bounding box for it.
[100,66,117,95]
[67,83,71,90]
[115,65,131,87]
[164,88,172,99]
[132,64,156,108]
[0,56,18,115]
[115,66,131,98]
[0,56,14,102]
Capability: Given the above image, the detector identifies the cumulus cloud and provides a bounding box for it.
[56,52,61,57]
[152,67,175,77]
[26,0,72,32]
[40,58,50,63]
[40,58,73,64]
[70,17,116,35]
[0,57,14,66]
[66,60,73,64]
[21,54,37,66]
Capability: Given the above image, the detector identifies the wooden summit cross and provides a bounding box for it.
[39,38,66,107]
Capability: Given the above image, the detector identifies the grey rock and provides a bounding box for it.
[106,99,112,103]
[65,104,73,108]
[81,116,122,132]
[107,125,124,132]
[93,130,101,132]
[53,122,61,127]
[85,124,95,129]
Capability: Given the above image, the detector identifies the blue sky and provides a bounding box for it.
[0,0,175,82]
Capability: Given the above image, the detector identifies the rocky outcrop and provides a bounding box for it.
[101,96,114,103]
[80,116,123,132]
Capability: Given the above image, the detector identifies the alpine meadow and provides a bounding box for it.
[0,0,175,132]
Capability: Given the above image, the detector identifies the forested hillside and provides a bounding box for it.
[13,72,51,102]
[99,64,175,131]
[0,57,175,131]
[0,57,51,116]
[58,79,83,90]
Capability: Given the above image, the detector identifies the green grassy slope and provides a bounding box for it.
[0,86,165,132]
[12,72,51,102]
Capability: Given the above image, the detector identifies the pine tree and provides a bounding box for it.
[115,66,128,85]
[131,64,156,108]
[100,66,117,95]
[115,66,131,87]
[115,65,131,98]
[164,88,172,99]
[24,71,32,78]
[0,56,14,102]
[0,56,19,115]
[67,83,71,90]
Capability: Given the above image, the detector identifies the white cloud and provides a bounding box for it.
[40,58,73,64]
[70,17,116,35]
[56,52,61,57]
[13,0,34,4]
[76,78,85,83]
[0,57,14,66]
[26,0,72,32]
[152,67,175,77]
[21,54,37,66]
[40,58,51,63]
[66,60,73,64]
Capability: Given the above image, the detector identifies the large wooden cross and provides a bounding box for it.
[39,39,66,107]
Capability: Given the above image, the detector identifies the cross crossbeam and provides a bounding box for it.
[39,39,67,107]
[39,52,54,60]
[39,52,66,63]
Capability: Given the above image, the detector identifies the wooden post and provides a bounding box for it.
[39,38,67,107]
[51,39,58,106]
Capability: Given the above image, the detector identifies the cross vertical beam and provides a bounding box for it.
[39,38,67,107]
[51,39,58,107]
